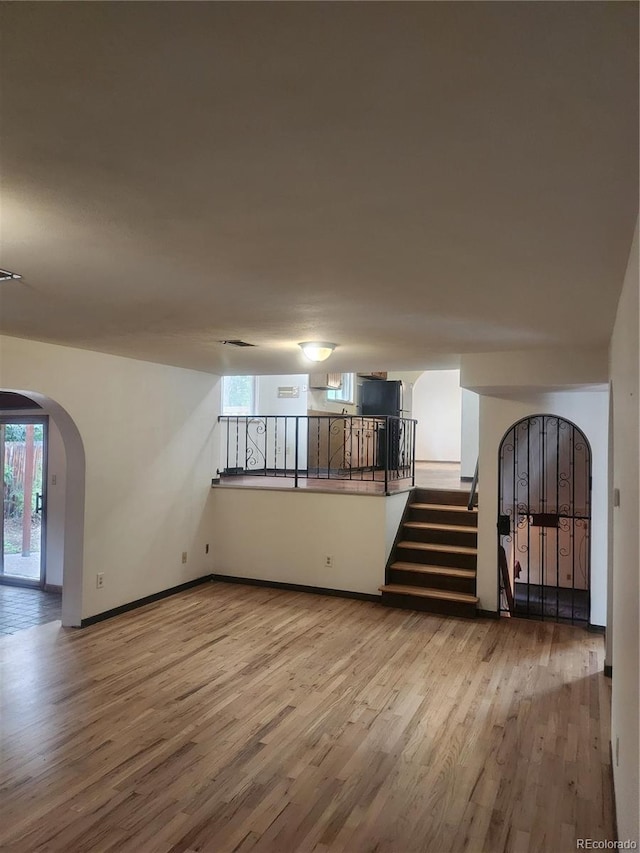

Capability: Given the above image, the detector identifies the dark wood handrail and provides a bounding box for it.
[467,458,479,510]
[499,545,515,614]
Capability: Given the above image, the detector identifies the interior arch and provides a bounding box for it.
[0,389,85,627]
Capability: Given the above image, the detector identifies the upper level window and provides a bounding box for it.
[327,373,354,404]
[222,376,256,415]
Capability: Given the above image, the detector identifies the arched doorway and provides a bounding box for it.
[498,414,591,625]
[0,390,85,627]
[0,397,48,589]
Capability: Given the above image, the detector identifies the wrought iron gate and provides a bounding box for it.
[498,415,591,625]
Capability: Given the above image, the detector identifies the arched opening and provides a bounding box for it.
[498,414,591,625]
[0,389,85,627]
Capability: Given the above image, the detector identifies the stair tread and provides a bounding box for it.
[412,489,473,507]
[404,521,477,533]
[397,541,477,555]
[390,562,476,578]
[379,584,479,604]
[410,503,477,513]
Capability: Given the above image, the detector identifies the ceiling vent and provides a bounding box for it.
[219,339,256,347]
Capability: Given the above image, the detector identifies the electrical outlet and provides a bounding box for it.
[182,551,188,564]
[51,474,57,486]
[96,573,104,589]
[205,543,209,554]
[325,555,333,568]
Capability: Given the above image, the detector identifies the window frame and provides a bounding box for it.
[221,375,257,416]
[326,373,355,405]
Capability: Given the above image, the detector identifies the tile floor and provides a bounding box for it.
[0,585,62,635]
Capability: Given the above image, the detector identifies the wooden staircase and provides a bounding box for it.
[379,487,478,618]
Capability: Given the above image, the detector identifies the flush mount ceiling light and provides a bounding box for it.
[0,268,22,282]
[298,341,337,362]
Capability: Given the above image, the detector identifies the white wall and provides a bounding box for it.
[460,389,479,478]
[384,492,410,561]
[0,335,220,624]
[608,220,639,844]
[461,347,609,392]
[412,370,461,461]
[211,489,408,595]
[475,389,609,626]
[256,375,308,416]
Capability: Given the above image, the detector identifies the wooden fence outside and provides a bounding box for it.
[3,441,44,518]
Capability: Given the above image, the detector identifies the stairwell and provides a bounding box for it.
[379,487,478,618]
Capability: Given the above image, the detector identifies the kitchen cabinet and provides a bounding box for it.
[309,372,342,390]
[357,371,387,380]
[307,412,378,473]
[346,418,378,470]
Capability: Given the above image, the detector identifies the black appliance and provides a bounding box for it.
[360,379,402,417]
[360,380,404,469]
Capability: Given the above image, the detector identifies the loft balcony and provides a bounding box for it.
[216,414,418,495]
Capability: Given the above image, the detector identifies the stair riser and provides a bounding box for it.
[403,527,477,548]
[412,489,470,508]
[389,569,476,594]
[397,545,477,571]
[381,592,477,619]
[408,507,478,527]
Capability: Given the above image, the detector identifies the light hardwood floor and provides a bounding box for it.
[0,582,613,852]
[216,462,468,496]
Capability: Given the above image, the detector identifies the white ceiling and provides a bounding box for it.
[0,3,637,376]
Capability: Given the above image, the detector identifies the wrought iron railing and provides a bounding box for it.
[218,415,417,492]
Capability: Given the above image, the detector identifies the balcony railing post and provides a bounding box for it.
[384,416,389,494]
[224,415,229,474]
[411,419,416,486]
[284,416,288,477]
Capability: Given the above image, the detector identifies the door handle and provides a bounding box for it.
[35,493,43,514]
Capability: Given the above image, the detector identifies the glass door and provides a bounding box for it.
[0,419,46,588]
